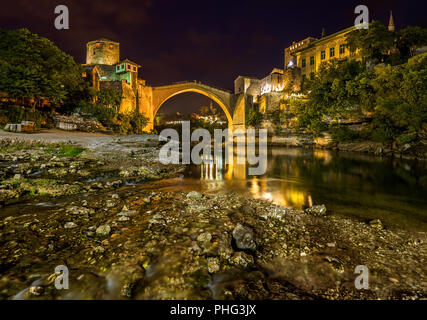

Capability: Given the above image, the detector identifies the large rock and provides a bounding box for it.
[369,219,383,229]
[96,224,111,236]
[305,204,327,216]
[232,223,256,250]
[187,191,203,200]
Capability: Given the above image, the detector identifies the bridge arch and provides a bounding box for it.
[151,82,234,129]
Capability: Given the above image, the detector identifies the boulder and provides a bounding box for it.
[232,223,256,250]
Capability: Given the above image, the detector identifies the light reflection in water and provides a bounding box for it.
[198,151,311,208]
[187,147,427,230]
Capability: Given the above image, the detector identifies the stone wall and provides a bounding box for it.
[86,40,120,65]
[53,115,105,132]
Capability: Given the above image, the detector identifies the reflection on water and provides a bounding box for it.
[180,147,427,231]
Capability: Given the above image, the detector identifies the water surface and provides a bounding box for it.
[156,147,427,231]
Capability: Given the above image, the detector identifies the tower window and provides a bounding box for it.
[127,64,131,70]
[96,43,101,48]
[320,51,325,60]
[301,58,306,68]
[109,44,114,49]
[330,47,335,57]
[133,66,137,71]
[310,56,314,65]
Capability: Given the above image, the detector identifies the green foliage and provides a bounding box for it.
[371,53,427,135]
[330,125,360,143]
[0,104,55,128]
[289,52,427,143]
[346,21,396,64]
[396,26,427,61]
[289,59,369,136]
[0,28,86,108]
[346,22,427,65]
[111,111,149,134]
[77,100,116,126]
[94,88,122,109]
[129,112,149,134]
[45,143,86,157]
[246,108,263,127]
[288,97,327,136]
[396,133,418,146]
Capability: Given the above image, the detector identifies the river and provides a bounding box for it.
[149,147,427,231]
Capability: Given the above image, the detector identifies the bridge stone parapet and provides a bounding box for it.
[139,81,250,131]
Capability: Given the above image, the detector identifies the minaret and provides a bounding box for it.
[388,11,395,31]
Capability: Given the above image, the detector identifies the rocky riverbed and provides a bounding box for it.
[0,134,426,300]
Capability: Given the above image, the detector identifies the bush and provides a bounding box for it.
[0,104,55,128]
[130,112,149,134]
[111,112,149,135]
[369,117,396,143]
[77,101,116,127]
[396,133,418,145]
[246,109,263,127]
[330,125,360,142]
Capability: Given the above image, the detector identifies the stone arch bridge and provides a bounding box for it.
[140,81,251,131]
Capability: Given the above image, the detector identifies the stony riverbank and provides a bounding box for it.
[0,135,426,300]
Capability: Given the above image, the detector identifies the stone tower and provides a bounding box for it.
[86,38,120,65]
[388,11,395,31]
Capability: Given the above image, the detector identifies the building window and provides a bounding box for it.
[339,44,345,55]
[302,74,306,82]
[127,64,131,70]
[310,56,314,65]
[96,43,101,48]
[321,51,325,60]
[330,47,335,57]
[133,66,137,72]
[302,58,306,68]
[109,44,114,49]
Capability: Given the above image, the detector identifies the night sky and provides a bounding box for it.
[1,0,426,115]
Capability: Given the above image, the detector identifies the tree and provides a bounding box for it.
[396,26,427,61]
[346,21,395,64]
[0,28,85,110]
[95,88,122,112]
[246,108,263,127]
[371,53,427,135]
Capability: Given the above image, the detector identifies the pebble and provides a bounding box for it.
[64,222,77,229]
[207,257,220,273]
[96,224,111,236]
